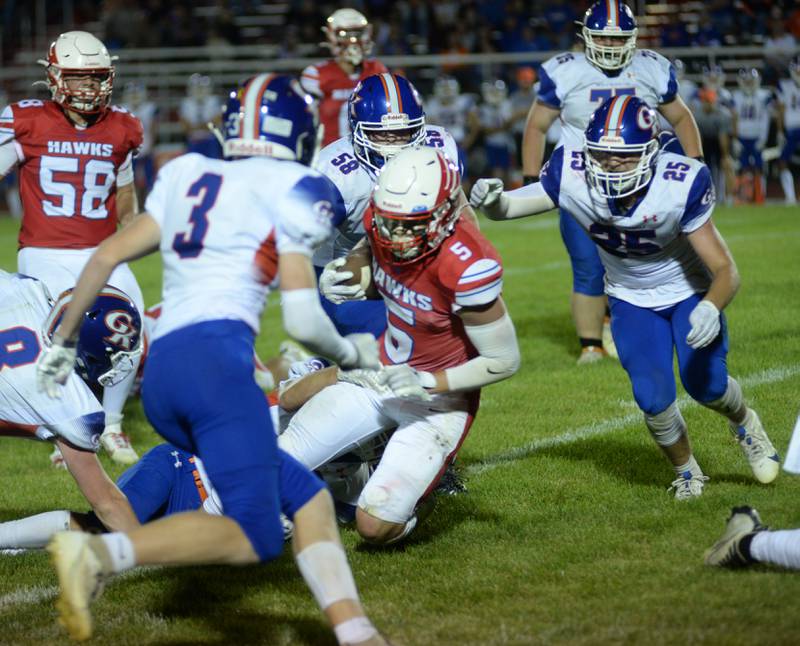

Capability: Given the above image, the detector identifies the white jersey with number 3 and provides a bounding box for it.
[539,147,714,308]
[144,154,337,339]
[538,50,678,149]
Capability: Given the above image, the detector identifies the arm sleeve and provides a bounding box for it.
[116,152,134,187]
[536,65,561,109]
[680,164,715,232]
[275,174,339,255]
[660,61,679,104]
[443,313,521,392]
[300,65,323,98]
[0,105,20,176]
[538,145,565,204]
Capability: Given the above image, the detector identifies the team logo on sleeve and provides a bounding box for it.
[103,310,138,350]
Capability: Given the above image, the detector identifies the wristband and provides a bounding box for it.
[523,175,539,185]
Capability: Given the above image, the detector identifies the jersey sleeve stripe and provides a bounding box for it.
[455,278,503,306]
[456,276,503,298]
[457,262,502,285]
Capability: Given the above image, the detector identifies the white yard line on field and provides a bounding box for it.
[466,364,800,477]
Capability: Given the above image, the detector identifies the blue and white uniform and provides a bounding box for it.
[731,88,773,170]
[537,49,678,296]
[313,126,460,336]
[477,99,514,170]
[141,152,330,561]
[0,271,103,450]
[538,146,727,414]
[776,78,800,162]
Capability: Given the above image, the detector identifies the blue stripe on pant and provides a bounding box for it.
[141,319,319,561]
[559,208,605,296]
[609,293,729,415]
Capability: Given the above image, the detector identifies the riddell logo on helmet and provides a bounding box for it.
[103,311,137,350]
[381,113,409,125]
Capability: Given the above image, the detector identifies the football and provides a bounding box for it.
[341,243,379,299]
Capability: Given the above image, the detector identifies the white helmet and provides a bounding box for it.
[38,31,116,114]
[370,147,461,263]
[323,8,373,66]
[481,79,508,106]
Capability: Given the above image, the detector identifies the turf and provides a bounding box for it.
[1,205,799,645]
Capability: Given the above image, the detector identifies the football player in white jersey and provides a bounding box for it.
[775,59,800,205]
[476,79,515,186]
[314,72,467,337]
[37,74,389,646]
[0,273,142,534]
[179,73,222,158]
[521,0,703,365]
[472,96,779,499]
[426,76,475,155]
[731,68,774,203]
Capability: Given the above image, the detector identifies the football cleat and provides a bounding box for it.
[577,346,606,365]
[602,316,619,359]
[730,408,780,484]
[48,532,106,641]
[668,471,709,500]
[435,464,468,496]
[100,426,139,465]
[704,506,766,567]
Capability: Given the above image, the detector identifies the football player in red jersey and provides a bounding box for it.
[0,31,145,465]
[300,8,388,146]
[279,147,521,545]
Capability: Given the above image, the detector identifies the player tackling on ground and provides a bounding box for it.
[38,74,389,645]
[472,96,779,499]
[0,31,144,464]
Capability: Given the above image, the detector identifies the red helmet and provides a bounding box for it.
[370,147,462,264]
[323,9,373,66]
[38,31,116,114]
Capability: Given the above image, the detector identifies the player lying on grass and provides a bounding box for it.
[0,272,142,533]
[37,74,388,645]
[470,95,779,500]
[279,146,521,545]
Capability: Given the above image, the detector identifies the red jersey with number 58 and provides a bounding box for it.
[1,100,142,250]
[364,209,504,376]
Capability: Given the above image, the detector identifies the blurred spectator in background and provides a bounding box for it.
[764,13,797,85]
[775,59,800,205]
[397,0,431,52]
[509,67,538,166]
[121,82,159,199]
[426,76,474,173]
[300,8,388,146]
[207,1,242,47]
[660,11,691,48]
[543,0,579,51]
[102,0,146,49]
[287,0,325,45]
[693,10,723,47]
[164,5,206,47]
[702,65,734,109]
[693,87,736,204]
[674,59,698,105]
[179,74,222,158]
[471,79,514,186]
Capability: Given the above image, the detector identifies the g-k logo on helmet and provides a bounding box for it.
[103,310,137,350]
[636,106,655,130]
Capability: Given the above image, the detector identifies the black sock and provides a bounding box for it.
[580,337,603,349]
[739,532,757,563]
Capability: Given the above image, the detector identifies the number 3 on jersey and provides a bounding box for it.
[173,173,223,259]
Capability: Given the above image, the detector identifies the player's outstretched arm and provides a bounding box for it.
[470,177,555,220]
[37,215,160,394]
[659,96,703,159]
[522,101,560,179]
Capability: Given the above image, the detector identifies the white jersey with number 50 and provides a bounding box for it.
[144,153,338,340]
[538,50,678,149]
[312,126,460,267]
[539,147,714,308]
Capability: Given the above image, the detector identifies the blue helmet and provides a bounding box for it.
[584,96,660,199]
[221,73,320,166]
[348,73,426,174]
[44,286,143,388]
[737,67,761,94]
[581,1,638,71]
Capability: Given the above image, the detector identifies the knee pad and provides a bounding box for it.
[644,402,687,448]
[700,376,743,416]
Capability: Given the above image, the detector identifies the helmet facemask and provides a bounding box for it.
[584,137,659,199]
[352,114,426,174]
[373,197,458,264]
[582,29,637,71]
[48,66,115,114]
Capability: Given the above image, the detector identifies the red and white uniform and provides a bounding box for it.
[0,99,144,312]
[279,215,504,525]
[300,59,388,146]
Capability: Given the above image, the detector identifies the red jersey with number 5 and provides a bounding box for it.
[2,100,142,249]
[363,209,504,376]
[300,59,388,146]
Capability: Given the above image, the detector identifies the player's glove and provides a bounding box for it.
[469,178,507,215]
[342,333,381,370]
[686,300,720,349]
[36,337,77,399]
[338,368,394,396]
[319,257,367,304]
[379,364,435,401]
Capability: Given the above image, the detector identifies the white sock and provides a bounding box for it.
[102,362,138,426]
[295,541,360,610]
[99,532,136,573]
[333,616,378,646]
[780,169,797,203]
[673,455,703,478]
[0,511,70,549]
[750,529,800,570]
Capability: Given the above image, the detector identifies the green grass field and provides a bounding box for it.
[1,206,799,645]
